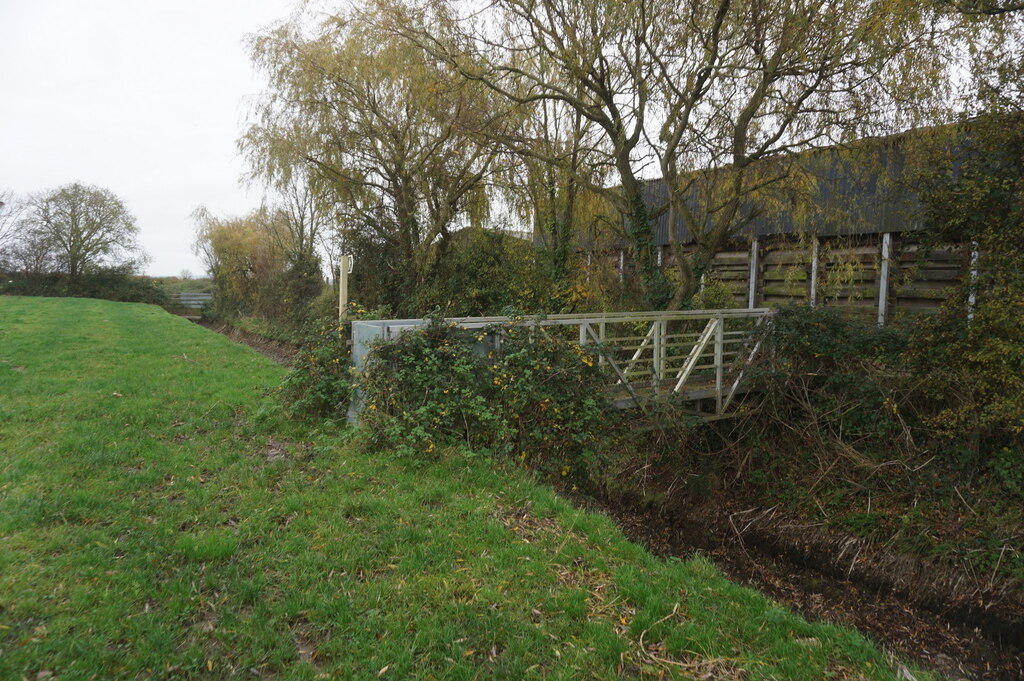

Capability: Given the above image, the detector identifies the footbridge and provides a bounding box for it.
[351,308,772,419]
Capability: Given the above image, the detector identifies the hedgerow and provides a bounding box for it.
[0,268,168,305]
[277,318,354,418]
[358,317,611,483]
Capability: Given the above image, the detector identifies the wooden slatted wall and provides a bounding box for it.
[658,233,969,321]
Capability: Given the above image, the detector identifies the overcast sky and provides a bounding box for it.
[0,0,299,276]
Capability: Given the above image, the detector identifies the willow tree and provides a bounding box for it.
[389,0,956,309]
[241,8,512,315]
[192,205,298,320]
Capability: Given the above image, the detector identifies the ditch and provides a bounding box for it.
[589,491,1024,681]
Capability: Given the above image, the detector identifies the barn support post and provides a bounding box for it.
[809,236,819,307]
[747,238,760,309]
[877,233,892,326]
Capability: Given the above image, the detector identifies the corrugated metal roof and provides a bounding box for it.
[647,141,924,247]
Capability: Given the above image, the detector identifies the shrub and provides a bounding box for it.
[748,305,913,461]
[358,316,610,482]
[906,284,1024,470]
[278,318,353,418]
[905,114,1024,473]
[416,227,557,316]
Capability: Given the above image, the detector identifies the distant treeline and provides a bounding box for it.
[0,268,168,305]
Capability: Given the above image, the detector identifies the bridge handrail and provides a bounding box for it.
[366,308,771,329]
[351,308,774,419]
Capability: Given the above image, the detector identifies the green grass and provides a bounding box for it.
[0,296,928,680]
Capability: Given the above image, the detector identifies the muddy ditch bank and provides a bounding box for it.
[583,488,1023,681]
[196,320,299,366]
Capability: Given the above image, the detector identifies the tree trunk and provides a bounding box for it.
[620,175,670,309]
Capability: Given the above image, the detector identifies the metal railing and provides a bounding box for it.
[351,308,772,417]
[171,292,213,310]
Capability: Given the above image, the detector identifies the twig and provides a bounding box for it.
[952,486,977,516]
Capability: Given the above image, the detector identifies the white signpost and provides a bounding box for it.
[338,255,353,320]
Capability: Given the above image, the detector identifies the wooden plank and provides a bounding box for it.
[762,269,808,282]
[891,285,951,300]
[762,284,808,297]
[761,247,808,261]
[711,252,751,263]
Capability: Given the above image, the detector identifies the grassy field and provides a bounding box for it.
[0,297,928,680]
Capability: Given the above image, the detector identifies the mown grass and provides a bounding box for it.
[0,296,929,680]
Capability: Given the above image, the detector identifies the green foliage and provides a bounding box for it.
[0,267,169,305]
[280,249,325,325]
[905,115,1024,466]
[18,183,146,277]
[754,304,910,446]
[689,276,734,310]
[419,228,556,316]
[990,447,1024,500]
[359,317,609,482]
[0,296,919,681]
[907,287,1024,462]
[193,206,325,333]
[151,276,213,295]
[278,318,353,418]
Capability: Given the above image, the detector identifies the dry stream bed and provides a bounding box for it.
[589,494,1024,681]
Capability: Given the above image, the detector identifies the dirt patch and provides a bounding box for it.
[261,439,289,463]
[587,491,1024,681]
[197,320,299,366]
[293,629,320,667]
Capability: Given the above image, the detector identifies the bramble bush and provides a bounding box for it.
[278,316,354,418]
[358,316,611,483]
[750,304,912,456]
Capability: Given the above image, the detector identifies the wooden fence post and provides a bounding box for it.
[810,236,819,307]
[747,238,760,309]
[877,233,891,326]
